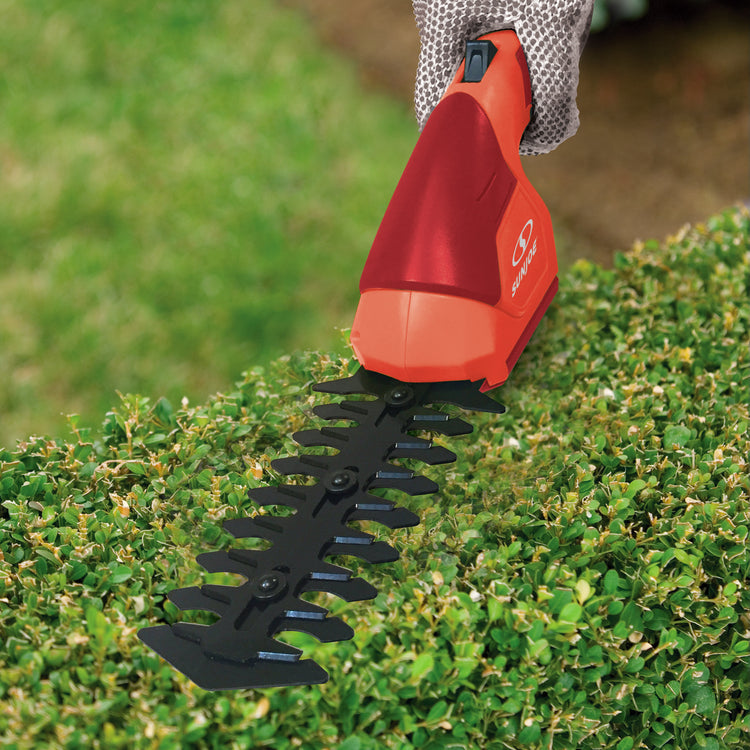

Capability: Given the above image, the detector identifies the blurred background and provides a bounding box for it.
[0,0,747,447]
[287,0,749,261]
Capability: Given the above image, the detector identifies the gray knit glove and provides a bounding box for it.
[413,0,594,154]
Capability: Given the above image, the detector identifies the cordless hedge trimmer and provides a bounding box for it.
[139,30,559,690]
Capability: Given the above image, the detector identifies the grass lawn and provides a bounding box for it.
[0,0,417,447]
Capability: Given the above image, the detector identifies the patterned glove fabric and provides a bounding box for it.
[413,0,594,154]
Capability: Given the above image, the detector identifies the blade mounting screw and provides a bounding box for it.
[385,386,415,408]
[259,575,279,592]
[252,571,287,600]
[323,469,358,495]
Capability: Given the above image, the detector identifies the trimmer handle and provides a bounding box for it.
[352,31,558,390]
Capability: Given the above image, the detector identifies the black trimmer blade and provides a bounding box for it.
[138,367,504,690]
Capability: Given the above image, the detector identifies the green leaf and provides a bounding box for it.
[85,607,107,638]
[643,608,670,632]
[603,569,620,595]
[110,565,133,584]
[624,479,647,498]
[528,638,551,662]
[664,425,692,448]
[559,602,583,623]
[69,561,88,581]
[36,548,61,567]
[128,462,147,476]
[624,656,645,673]
[621,602,644,630]
[425,700,449,724]
[153,396,175,425]
[518,721,541,743]
[687,686,717,716]
[411,653,434,682]
[575,579,592,603]
[487,596,505,623]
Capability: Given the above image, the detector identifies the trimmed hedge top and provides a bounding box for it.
[0,207,748,749]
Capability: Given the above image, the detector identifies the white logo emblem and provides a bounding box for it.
[511,218,540,299]
[512,219,534,267]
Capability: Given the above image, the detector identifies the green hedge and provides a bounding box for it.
[1,207,748,748]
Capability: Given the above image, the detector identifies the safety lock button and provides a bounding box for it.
[463,40,497,83]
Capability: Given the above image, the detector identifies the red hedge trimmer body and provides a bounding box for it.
[353,30,556,390]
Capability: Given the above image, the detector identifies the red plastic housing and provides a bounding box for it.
[350,31,558,390]
[359,92,515,306]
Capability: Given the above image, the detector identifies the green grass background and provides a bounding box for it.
[0,0,418,447]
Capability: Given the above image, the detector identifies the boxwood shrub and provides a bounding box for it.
[0,207,748,748]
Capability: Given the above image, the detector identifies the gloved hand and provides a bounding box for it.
[412,0,594,154]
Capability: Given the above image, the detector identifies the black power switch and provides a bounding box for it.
[463,40,497,83]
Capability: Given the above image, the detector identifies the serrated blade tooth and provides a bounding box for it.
[375,462,414,480]
[196,550,259,578]
[312,404,350,421]
[166,622,303,663]
[370,474,439,496]
[293,427,351,449]
[302,575,378,602]
[137,625,329,689]
[353,495,396,512]
[271,455,330,478]
[425,381,505,414]
[167,586,221,614]
[390,440,457,465]
[312,374,364,394]
[349,506,420,529]
[201,584,235,605]
[207,630,305,665]
[284,600,328,620]
[167,585,237,616]
[223,515,289,543]
[325,540,399,564]
[409,412,474,436]
[170,621,209,645]
[331,526,374,545]
[408,407,446,421]
[308,561,354,581]
[251,637,303,663]
[248,485,309,510]
[278,615,354,643]
[313,400,371,421]
[393,436,432,449]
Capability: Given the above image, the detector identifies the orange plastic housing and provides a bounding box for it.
[350,30,558,391]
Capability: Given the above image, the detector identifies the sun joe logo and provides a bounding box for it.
[511,219,537,298]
